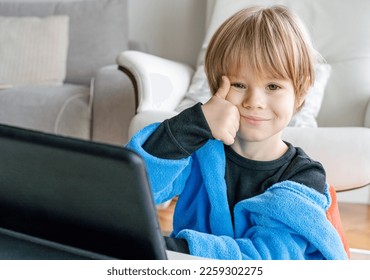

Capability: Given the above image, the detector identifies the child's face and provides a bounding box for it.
[226,65,300,144]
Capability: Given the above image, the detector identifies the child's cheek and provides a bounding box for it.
[227,89,246,104]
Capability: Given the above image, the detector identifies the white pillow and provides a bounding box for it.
[0,15,69,86]
[176,63,331,128]
[289,63,331,127]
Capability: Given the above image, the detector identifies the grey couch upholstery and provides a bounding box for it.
[0,0,135,145]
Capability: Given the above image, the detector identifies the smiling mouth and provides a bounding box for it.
[242,115,270,125]
[243,115,270,121]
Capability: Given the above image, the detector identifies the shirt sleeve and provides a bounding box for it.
[143,103,214,159]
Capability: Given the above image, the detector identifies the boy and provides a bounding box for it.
[126,6,348,259]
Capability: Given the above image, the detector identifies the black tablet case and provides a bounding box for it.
[0,124,167,260]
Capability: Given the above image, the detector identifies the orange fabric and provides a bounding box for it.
[326,185,350,258]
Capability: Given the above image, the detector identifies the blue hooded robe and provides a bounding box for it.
[126,123,348,260]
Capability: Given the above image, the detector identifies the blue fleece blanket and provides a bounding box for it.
[126,123,348,260]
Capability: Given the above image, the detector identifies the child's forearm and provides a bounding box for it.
[143,103,213,159]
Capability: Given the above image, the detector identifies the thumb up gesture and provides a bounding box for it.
[201,76,240,145]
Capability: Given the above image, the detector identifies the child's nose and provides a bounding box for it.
[242,89,266,109]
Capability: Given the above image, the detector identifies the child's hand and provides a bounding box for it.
[201,76,240,145]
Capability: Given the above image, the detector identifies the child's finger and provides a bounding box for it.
[223,129,238,145]
[215,76,231,100]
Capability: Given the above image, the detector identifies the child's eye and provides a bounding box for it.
[267,84,281,91]
[231,83,247,89]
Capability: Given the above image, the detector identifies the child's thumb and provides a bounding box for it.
[215,76,230,100]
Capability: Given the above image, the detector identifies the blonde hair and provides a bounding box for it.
[205,6,316,108]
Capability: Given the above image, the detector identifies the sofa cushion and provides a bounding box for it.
[0,0,129,85]
[283,127,370,191]
[0,84,91,140]
[0,15,69,86]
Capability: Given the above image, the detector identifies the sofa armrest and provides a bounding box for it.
[116,51,194,112]
[128,110,178,139]
[282,127,370,192]
[91,65,135,146]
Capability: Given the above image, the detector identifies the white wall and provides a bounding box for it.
[127,0,207,68]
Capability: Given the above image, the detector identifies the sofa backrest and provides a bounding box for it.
[204,0,370,127]
[0,0,129,85]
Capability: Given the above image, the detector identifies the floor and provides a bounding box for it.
[338,202,370,251]
[157,197,177,236]
[158,199,370,253]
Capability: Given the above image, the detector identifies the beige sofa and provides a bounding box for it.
[0,0,135,146]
